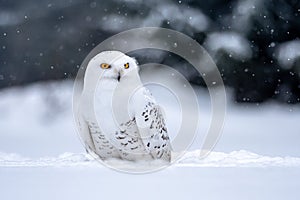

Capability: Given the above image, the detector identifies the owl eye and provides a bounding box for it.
[100,63,111,69]
[124,63,129,69]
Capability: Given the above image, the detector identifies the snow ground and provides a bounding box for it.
[0,81,300,199]
[1,150,300,168]
[1,167,299,200]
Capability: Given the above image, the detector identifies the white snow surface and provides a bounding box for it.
[1,81,300,200]
[1,150,300,168]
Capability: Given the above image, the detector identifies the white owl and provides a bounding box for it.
[77,51,172,162]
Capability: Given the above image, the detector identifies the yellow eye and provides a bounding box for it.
[124,63,129,69]
[100,63,111,69]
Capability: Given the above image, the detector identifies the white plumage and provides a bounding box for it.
[77,51,171,162]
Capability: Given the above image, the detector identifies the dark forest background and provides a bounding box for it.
[0,0,299,103]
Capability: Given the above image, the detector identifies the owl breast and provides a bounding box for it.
[93,80,152,160]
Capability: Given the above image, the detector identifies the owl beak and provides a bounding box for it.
[117,72,121,82]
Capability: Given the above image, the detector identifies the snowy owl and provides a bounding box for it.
[77,51,172,162]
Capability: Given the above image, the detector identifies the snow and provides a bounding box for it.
[1,163,300,200]
[0,81,300,199]
[1,81,300,158]
[204,32,253,60]
[0,81,81,158]
[1,150,300,168]
[275,40,300,69]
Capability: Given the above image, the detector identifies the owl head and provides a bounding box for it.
[85,51,139,84]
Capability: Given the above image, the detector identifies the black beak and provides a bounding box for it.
[117,72,121,82]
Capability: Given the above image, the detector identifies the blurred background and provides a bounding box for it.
[0,0,300,103]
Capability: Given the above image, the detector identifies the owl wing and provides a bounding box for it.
[133,88,172,161]
[76,103,97,155]
[77,101,122,160]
